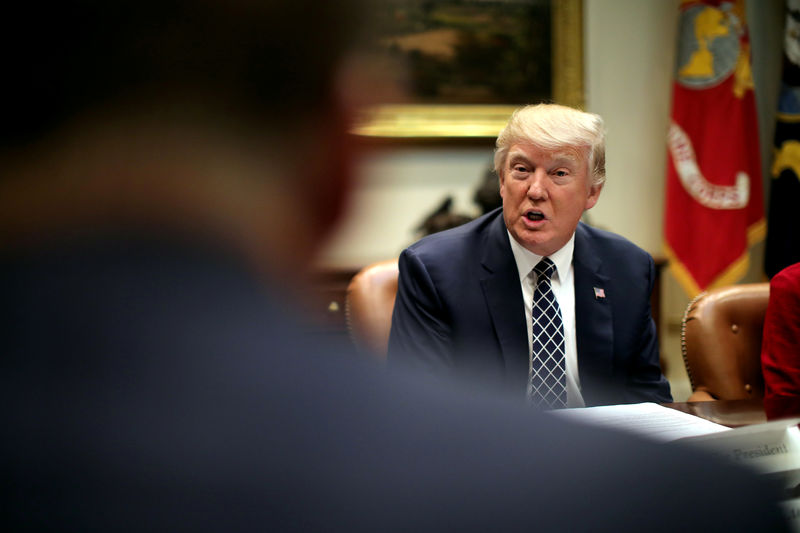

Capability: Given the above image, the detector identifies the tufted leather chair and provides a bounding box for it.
[345,259,399,359]
[681,283,770,402]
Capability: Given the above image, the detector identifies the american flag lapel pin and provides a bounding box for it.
[593,287,606,300]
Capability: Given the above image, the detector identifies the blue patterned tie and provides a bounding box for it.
[527,257,567,408]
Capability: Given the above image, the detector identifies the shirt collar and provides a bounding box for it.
[507,230,575,283]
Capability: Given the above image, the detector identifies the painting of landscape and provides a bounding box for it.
[364,0,552,105]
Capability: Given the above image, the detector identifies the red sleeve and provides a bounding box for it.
[762,262,800,399]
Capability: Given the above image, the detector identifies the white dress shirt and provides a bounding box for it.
[507,231,585,408]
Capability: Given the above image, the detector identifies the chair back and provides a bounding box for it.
[345,259,399,359]
[681,283,770,401]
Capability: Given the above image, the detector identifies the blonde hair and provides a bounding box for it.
[494,104,606,188]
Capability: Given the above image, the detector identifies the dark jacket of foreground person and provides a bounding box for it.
[0,236,790,531]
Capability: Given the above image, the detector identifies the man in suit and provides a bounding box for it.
[389,104,672,407]
[0,2,787,531]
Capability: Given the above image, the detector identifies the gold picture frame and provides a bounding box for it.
[351,0,584,140]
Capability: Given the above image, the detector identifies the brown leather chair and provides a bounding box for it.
[345,259,399,359]
[681,283,770,402]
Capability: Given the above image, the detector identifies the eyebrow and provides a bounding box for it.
[507,151,579,167]
[507,152,530,164]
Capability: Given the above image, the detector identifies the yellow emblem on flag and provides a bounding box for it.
[772,140,800,181]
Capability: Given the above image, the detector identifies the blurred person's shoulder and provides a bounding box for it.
[773,262,800,291]
[367,368,790,532]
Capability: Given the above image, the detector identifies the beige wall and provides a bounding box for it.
[319,0,785,401]
[320,145,494,269]
[583,0,677,251]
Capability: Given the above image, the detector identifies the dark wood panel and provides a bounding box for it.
[300,268,358,348]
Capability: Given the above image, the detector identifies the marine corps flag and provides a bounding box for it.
[765,0,800,278]
[664,0,765,297]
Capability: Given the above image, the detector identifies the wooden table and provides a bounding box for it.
[665,397,800,428]
[665,399,767,428]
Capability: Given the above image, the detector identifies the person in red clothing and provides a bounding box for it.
[762,262,800,408]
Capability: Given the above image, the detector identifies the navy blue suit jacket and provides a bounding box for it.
[388,208,672,405]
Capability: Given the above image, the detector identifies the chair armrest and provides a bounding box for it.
[687,389,718,402]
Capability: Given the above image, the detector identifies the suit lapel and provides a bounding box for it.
[479,213,529,384]
[573,223,614,392]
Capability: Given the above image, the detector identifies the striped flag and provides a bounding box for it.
[765,0,800,278]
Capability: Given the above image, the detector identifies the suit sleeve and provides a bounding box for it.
[387,248,454,373]
[624,254,673,404]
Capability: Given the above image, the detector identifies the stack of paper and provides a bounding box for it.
[551,402,730,442]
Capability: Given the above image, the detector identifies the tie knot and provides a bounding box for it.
[533,257,556,281]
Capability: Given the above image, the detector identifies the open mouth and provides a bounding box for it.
[526,211,545,222]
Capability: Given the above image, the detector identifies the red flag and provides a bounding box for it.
[664,0,765,297]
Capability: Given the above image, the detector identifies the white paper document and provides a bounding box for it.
[550,402,730,442]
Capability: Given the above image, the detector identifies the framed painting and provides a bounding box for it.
[350,0,584,140]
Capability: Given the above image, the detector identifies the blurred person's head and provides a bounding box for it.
[473,165,503,214]
[493,104,605,256]
[0,0,370,277]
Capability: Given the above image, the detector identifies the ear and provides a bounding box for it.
[584,183,602,210]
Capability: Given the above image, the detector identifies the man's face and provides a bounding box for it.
[499,143,601,257]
